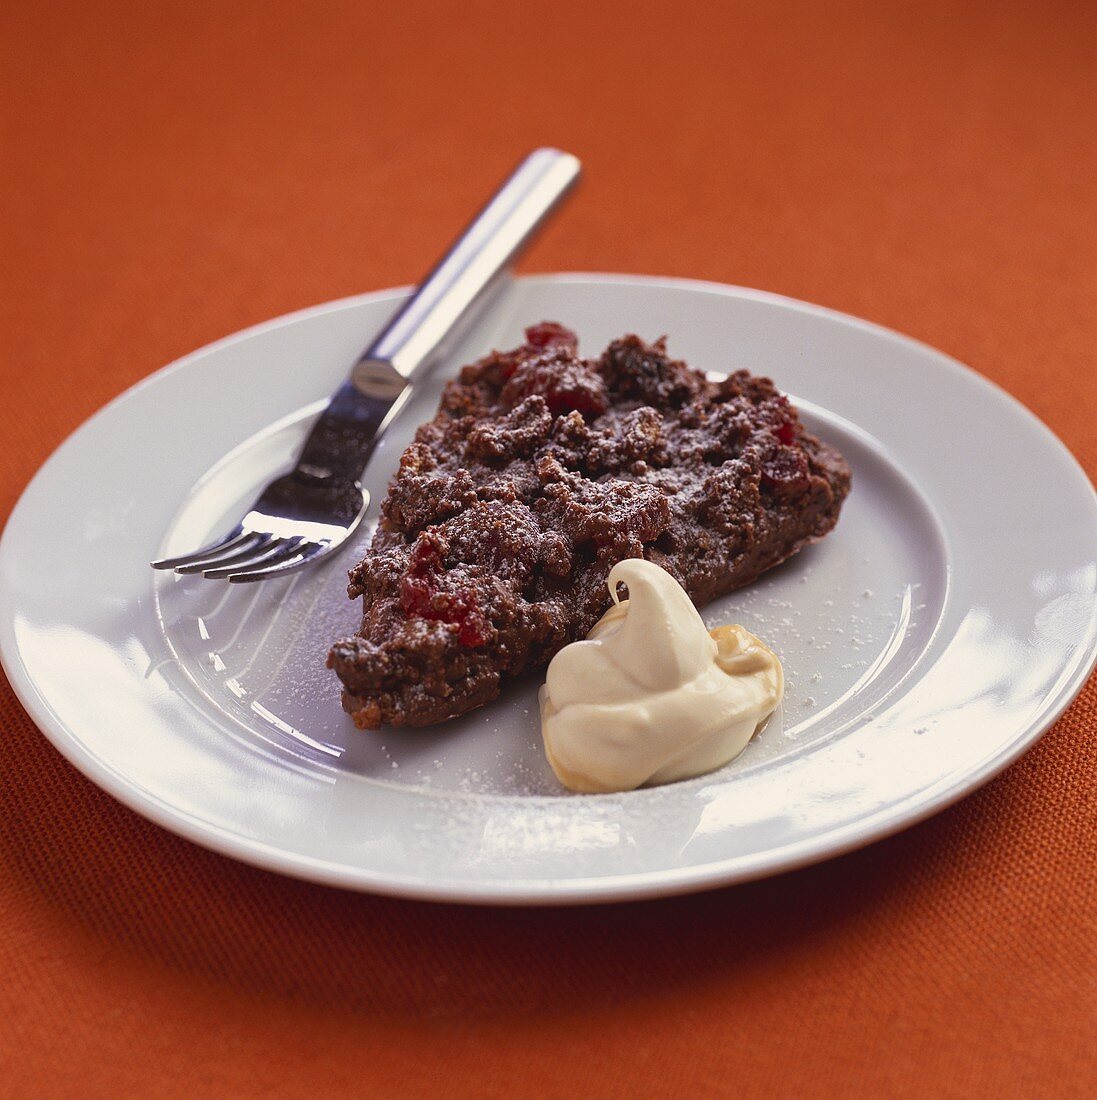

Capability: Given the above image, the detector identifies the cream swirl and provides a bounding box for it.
[539,558,783,793]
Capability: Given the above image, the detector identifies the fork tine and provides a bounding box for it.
[200,537,306,579]
[227,541,334,583]
[151,524,248,570]
[172,532,271,574]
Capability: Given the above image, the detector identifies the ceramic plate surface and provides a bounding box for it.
[2,274,1095,904]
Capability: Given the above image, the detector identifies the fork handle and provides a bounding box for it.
[362,147,581,384]
[296,147,581,485]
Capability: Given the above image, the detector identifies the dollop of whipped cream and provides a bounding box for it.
[539,558,783,793]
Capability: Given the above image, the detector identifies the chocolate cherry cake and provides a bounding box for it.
[327,323,851,728]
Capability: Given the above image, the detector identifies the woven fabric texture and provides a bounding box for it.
[1,1,1094,1096]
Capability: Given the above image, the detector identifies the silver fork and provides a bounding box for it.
[151,147,581,582]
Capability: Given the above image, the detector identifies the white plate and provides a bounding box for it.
[2,274,1095,904]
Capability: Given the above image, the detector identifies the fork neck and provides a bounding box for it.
[296,373,410,486]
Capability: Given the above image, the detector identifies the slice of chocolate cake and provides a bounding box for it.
[327,323,851,728]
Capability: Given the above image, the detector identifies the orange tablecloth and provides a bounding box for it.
[2,2,1094,1095]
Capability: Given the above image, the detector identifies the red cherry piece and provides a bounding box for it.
[399,541,491,647]
[524,322,578,352]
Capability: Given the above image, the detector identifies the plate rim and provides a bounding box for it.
[2,272,1095,905]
